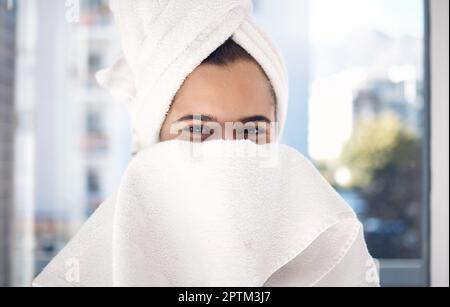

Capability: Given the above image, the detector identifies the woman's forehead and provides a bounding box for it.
[170,61,275,117]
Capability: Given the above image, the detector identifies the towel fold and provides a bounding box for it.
[33,140,379,287]
[95,0,289,154]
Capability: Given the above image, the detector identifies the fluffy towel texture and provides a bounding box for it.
[96,0,289,153]
[33,140,380,287]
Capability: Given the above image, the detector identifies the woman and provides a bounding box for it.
[33,0,379,287]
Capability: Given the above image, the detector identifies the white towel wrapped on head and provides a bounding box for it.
[95,0,289,154]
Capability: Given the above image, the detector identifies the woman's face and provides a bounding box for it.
[159,59,276,144]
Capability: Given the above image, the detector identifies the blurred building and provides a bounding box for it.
[0,0,16,287]
[308,65,422,162]
[354,66,423,135]
[30,0,130,276]
[9,0,131,282]
[73,0,128,216]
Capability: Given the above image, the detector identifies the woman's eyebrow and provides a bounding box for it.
[175,114,218,123]
[238,115,272,124]
[174,114,272,123]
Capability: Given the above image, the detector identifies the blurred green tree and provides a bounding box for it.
[339,114,423,258]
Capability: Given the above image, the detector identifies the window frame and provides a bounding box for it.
[378,0,431,287]
[429,0,449,287]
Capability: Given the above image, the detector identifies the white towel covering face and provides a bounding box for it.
[33,140,380,287]
[95,0,289,154]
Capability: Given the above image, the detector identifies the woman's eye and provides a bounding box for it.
[184,125,211,135]
[191,126,202,134]
[243,126,265,136]
[246,128,258,135]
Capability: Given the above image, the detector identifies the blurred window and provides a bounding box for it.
[3,0,429,287]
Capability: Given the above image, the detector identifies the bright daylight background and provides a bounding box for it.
[0,0,429,286]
